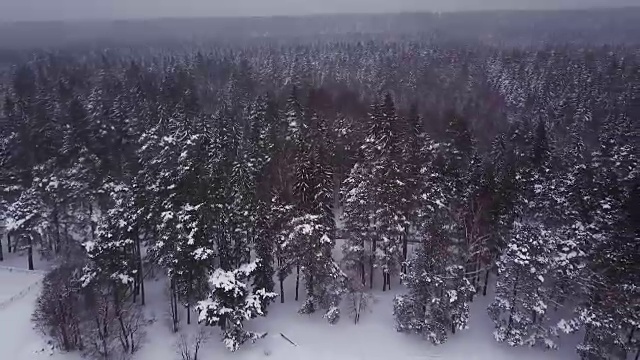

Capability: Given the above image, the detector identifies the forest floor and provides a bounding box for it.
[0,248,585,360]
[0,256,65,360]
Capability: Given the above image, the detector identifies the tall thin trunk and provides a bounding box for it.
[117,314,130,352]
[278,256,285,303]
[62,222,68,254]
[187,273,192,325]
[483,268,490,296]
[58,300,70,350]
[308,274,315,301]
[187,300,191,325]
[135,225,145,305]
[113,285,131,352]
[170,278,179,332]
[96,316,108,357]
[88,203,96,241]
[475,256,482,286]
[133,243,138,304]
[467,261,475,302]
[140,264,146,306]
[0,233,3,261]
[401,227,408,277]
[507,275,519,332]
[280,277,285,303]
[7,232,11,253]
[360,262,365,286]
[28,235,34,270]
[295,265,300,301]
[370,238,376,289]
[173,286,179,329]
[53,205,61,254]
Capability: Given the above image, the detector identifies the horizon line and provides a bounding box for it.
[1,5,638,25]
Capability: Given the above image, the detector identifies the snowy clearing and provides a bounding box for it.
[0,266,67,360]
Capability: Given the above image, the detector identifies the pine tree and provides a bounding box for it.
[394,134,474,345]
[488,221,557,348]
[394,231,474,344]
[281,214,346,323]
[341,163,374,287]
[5,187,45,270]
[196,261,277,352]
[342,94,406,291]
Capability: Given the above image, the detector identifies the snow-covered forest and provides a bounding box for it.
[0,8,638,360]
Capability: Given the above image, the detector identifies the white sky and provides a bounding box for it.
[0,0,636,22]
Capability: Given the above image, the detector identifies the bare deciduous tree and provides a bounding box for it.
[176,329,209,360]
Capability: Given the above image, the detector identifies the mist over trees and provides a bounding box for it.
[0,8,638,360]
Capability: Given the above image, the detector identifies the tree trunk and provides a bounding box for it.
[58,300,70,350]
[473,259,482,301]
[7,232,11,253]
[467,261,476,302]
[187,273,192,325]
[483,268,490,296]
[360,262,365,286]
[278,255,285,303]
[53,205,61,254]
[135,225,145,305]
[295,265,300,301]
[96,316,108,357]
[402,230,408,276]
[170,278,179,332]
[113,286,131,353]
[382,272,391,291]
[370,238,376,289]
[173,287,179,330]
[634,347,639,360]
[506,275,519,332]
[280,277,285,303]
[308,274,315,310]
[117,315,130,352]
[28,235,34,270]
[62,222,68,254]
[140,264,146,306]
[88,202,96,241]
[133,261,138,303]
[475,256,482,287]
[0,232,3,261]
[133,241,139,302]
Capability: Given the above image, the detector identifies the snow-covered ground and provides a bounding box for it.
[0,266,70,360]
[104,269,586,360]
[0,244,583,360]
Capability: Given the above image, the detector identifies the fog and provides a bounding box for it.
[0,0,637,22]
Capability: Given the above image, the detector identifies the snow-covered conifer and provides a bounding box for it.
[196,260,277,352]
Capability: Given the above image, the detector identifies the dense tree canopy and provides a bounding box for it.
[0,12,638,359]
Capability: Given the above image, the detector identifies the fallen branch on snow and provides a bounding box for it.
[279,333,298,347]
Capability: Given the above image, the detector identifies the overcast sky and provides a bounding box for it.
[0,0,636,22]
